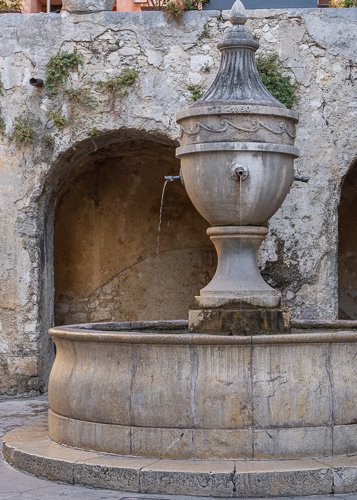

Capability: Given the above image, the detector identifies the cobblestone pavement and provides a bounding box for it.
[1,395,357,500]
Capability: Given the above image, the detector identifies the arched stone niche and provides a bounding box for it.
[53,130,214,325]
[339,159,357,319]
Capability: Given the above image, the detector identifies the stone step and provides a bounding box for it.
[3,421,357,497]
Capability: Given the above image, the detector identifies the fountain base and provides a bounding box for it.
[4,421,357,497]
[188,305,290,335]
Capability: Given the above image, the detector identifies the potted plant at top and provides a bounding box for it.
[0,0,22,13]
[62,0,115,12]
[143,0,208,18]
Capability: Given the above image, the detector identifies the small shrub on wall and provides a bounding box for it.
[330,0,357,6]
[45,51,83,95]
[11,117,36,144]
[0,0,22,11]
[256,53,297,109]
[146,0,208,18]
[0,115,5,135]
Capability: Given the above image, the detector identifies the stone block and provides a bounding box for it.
[315,456,357,494]
[193,429,253,459]
[189,307,289,335]
[193,345,252,429]
[333,424,357,455]
[3,434,97,483]
[8,356,38,377]
[331,343,357,426]
[131,426,194,459]
[140,459,235,497]
[48,410,131,455]
[130,344,193,428]
[73,455,155,491]
[254,426,333,459]
[252,344,331,428]
[49,341,133,426]
[333,467,357,494]
[234,459,333,497]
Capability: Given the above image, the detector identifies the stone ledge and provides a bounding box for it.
[3,422,357,497]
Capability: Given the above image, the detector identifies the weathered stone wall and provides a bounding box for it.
[0,8,356,394]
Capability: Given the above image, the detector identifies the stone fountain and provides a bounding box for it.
[176,0,298,335]
[4,1,357,497]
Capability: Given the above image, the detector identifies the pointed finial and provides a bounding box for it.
[229,0,247,25]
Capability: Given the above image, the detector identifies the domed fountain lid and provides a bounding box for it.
[195,0,283,108]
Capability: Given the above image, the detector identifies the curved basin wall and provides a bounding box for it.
[48,325,357,460]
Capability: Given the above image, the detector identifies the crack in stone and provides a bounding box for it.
[325,342,335,455]
[128,344,136,455]
[249,338,255,459]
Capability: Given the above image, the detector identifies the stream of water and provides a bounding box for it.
[156,179,169,256]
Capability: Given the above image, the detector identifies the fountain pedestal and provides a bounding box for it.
[188,227,289,334]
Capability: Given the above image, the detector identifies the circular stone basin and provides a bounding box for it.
[49,321,357,460]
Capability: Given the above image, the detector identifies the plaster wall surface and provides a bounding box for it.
[0,8,356,393]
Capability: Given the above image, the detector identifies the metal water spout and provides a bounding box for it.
[176,0,299,335]
[164,175,181,182]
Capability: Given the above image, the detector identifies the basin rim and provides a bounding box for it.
[49,322,357,346]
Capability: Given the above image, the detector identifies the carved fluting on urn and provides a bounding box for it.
[176,0,299,334]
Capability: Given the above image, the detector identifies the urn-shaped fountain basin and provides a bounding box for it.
[177,104,298,226]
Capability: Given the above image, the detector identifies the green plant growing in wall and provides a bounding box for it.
[202,62,212,73]
[11,117,35,144]
[188,84,204,102]
[45,51,83,94]
[0,78,4,135]
[0,0,22,11]
[184,0,208,11]
[65,88,97,110]
[169,0,208,18]
[41,134,55,148]
[88,127,100,138]
[48,111,68,128]
[98,68,139,93]
[256,53,297,109]
[0,114,5,136]
[330,0,357,6]
[147,0,208,19]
